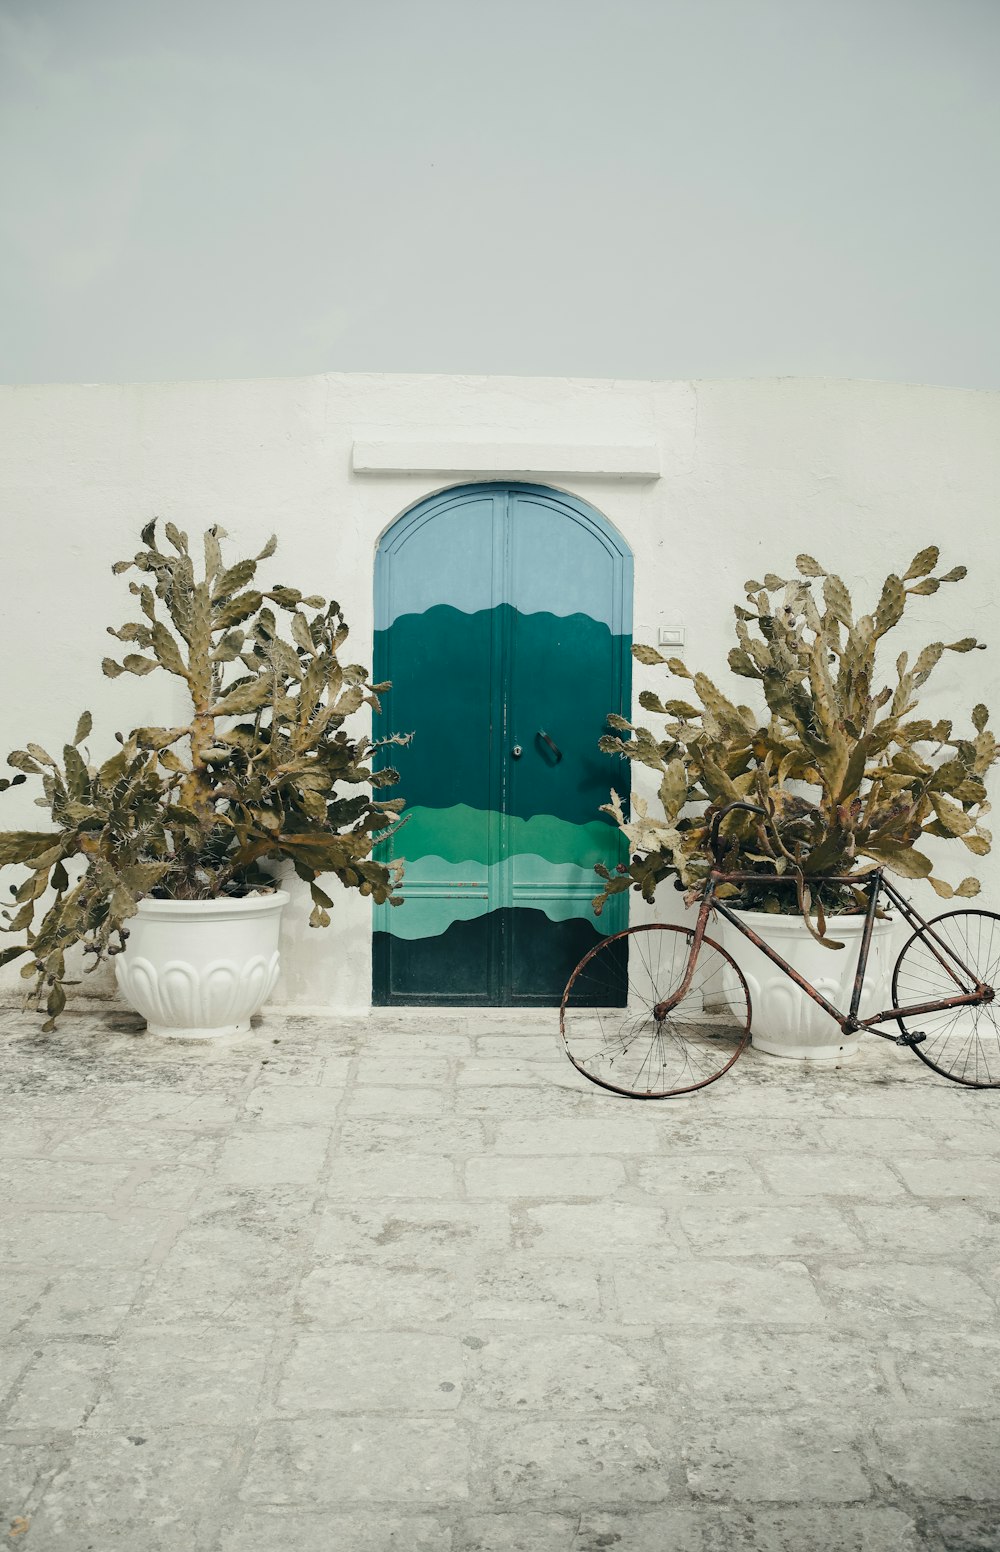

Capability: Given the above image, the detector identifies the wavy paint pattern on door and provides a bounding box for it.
[372,483,632,1005]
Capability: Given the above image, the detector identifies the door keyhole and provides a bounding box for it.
[511,745,523,758]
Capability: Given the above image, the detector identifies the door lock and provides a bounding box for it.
[511,745,523,758]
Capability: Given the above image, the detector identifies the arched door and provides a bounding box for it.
[373,482,632,1005]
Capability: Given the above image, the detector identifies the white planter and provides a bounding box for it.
[716,907,896,1061]
[115,891,289,1039]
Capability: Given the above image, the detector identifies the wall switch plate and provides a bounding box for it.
[657,625,686,649]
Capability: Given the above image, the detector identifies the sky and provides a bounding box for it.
[1,0,998,389]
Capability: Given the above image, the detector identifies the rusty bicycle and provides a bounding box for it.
[560,800,1000,1098]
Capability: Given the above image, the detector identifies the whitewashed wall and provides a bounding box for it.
[1,373,997,1012]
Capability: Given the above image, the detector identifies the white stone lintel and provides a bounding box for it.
[351,438,661,480]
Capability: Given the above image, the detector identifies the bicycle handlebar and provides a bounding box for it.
[708,800,768,863]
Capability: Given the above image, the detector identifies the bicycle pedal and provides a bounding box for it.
[896,1031,926,1047]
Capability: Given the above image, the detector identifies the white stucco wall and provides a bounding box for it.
[1,372,998,1012]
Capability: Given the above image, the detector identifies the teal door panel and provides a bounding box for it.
[373,483,632,1006]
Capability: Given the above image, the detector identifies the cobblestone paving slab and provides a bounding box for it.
[22,1428,242,1550]
[0,1001,999,1549]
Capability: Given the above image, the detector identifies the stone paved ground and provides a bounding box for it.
[0,1002,999,1551]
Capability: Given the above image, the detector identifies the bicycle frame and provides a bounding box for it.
[660,869,993,1040]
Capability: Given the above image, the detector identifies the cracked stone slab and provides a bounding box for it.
[465,1154,628,1199]
[345,1085,450,1117]
[455,1086,590,1119]
[612,1257,826,1325]
[892,1156,1000,1197]
[363,1028,473,1054]
[917,1511,1000,1551]
[24,1427,241,1550]
[320,1153,459,1200]
[0,1439,62,1534]
[216,1127,332,1185]
[51,1124,220,1165]
[812,1262,997,1329]
[815,1117,956,1154]
[0,1118,67,1158]
[471,1034,566,1061]
[907,1116,1000,1157]
[276,1330,465,1414]
[851,1202,995,1255]
[468,1331,663,1412]
[0,1212,168,1270]
[313,1202,511,1265]
[355,1055,455,1086]
[678,1202,862,1256]
[16,1268,148,1338]
[243,1086,344,1127]
[632,1154,769,1198]
[0,1274,50,1338]
[242,1415,470,1503]
[682,1414,872,1502]
[661,1328,887,1413]
[250,1052,331,1087]
[137,1225,306,1326]
[756,1153,906,1197]
[688,1080,840,1119]
[296,1259,462,1327]
[815,1085,985,1119]
[654,1117,820,1152]
[573,1506,919,1551]
[514,1202,668,1254]
[124,1163,210,1211]
[876,1417,1000,1500]
[493,1117,663,1155]
[338,1118,488,1155]
[481,1415,674,1507]
[69,1086,241,1129]
[456,1059,583,1090]
[888,1331,1000,1410]
[0,1346,33,1405]
[219,1510,454,1550]
[85,1325,271,1430]
[467,1257,603,1321]
[319,1055,357,1087]
[3,1341,109,1430]
[458,1512,577,1550]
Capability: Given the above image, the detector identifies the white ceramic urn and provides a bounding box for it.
[716,908,897,1061]
[115,891,289,1039]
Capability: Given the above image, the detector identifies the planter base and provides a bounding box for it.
[751,1031,861,1062]
[146,1021,250,1041]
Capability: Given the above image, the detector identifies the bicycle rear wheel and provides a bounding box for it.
[560,923,752,1098]
[892,909,1000,1087]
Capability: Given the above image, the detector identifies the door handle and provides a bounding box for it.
[537,730,562,763]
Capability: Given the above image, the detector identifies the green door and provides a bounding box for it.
[372,483,632,1006]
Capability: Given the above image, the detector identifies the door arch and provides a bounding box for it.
[372,482,632,1006]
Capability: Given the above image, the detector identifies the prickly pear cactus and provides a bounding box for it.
[0,521,406,1027]
[596,548,997,944]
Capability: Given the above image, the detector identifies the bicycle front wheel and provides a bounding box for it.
[892,909,1000,1088]
[560,923,752,1098]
